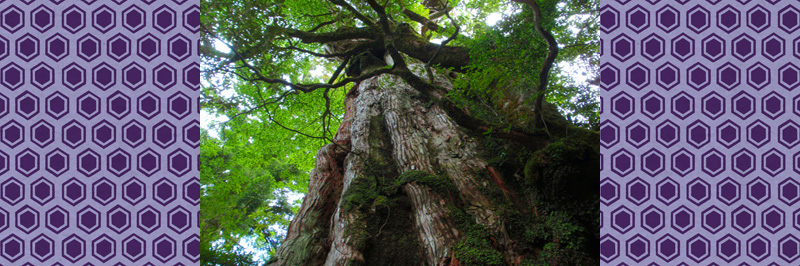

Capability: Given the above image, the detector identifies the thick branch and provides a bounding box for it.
[401,8,440,32]
[272,24,471,71]
[268,25,378,43]
[393,30,471,72]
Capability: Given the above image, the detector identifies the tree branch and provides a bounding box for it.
[425,2,458,67]
[328,0,376,27]
[512,0,559,133]
[267,25,378,44]
[401,8,440,32]
[308,20,336,33]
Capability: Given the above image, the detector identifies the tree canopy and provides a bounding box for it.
[200,0,598,264]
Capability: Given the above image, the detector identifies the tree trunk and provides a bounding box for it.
[268,67,599,266]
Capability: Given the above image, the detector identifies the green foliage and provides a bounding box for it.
[522,211,589,265]
[449,0,599,130]
[200,124,317,262]
[449,207,505,266]
[201,241,262,266]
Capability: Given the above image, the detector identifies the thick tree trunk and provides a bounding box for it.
[269,68,597,266]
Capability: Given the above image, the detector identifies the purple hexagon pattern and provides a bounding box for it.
[603,1,800,264]
[0,1,197,265]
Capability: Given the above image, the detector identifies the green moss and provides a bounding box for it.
[384,170,458,196]
[341,175,379,213]
[447,207,505,266]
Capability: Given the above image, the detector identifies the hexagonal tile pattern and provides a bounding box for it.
[45,92,68,119]
[779,6,800,33]
[105,91,130,120]
[167,34,191,61]
[91,178,115,205]
[600,178,620,206]
[671,206,694,233]
[600,235,620,262]
[15,34,39,62]
[702,34,725,61]
[717,234,740,263]
[91,5,115,33]
[0,2,199,264]
[702,149,725,176]
[1,63,25,90]
[122,178,146,205]
[779,121,800,148]
[732,34,756,61]
[62,5,85,33]
[30,178,54,205]
[45,149,68,176]
[747,5,770,33]
[154,6,177,34]
[641,34,665,62]
[625,178,649,205]
[702,206,725,233]
[122,62,146,90]
[107,34,131,62]
[31,63,55,90]
[45,34,68,61]
[31,234,54,262]
[91,234,115,263]
[717,178,741,206]
[168,149,191,176]
[779,178,800,205]
[137,206,160,234]
[600,6,620,33]
[747,234,770,262]
[671,34,694,62]
[92,63,116,90]
[137,34,161,62]
[122,5,146,32]
[779,63,800,90]
[717,5,741,33]
[77,206,101,234]
[656,5,679,32]
[641,149,665,176]
[1,234,24,262]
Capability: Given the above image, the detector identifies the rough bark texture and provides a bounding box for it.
[269,67,597,266]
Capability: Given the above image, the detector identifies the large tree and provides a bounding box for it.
[200,0,599,265]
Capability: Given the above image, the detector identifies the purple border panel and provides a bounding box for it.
[601,0,800,265]
[0,0,199,264]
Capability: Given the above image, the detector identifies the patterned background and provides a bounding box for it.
[601,0,800,264]
[0,0,199,264]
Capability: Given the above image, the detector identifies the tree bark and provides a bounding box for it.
[269,67,597,266]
